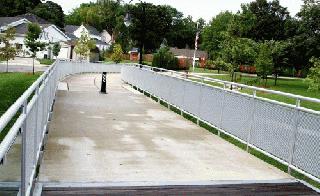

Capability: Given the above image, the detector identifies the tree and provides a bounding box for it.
[269,40,290,85]
[111,44,123,63]
[0,0,41,16]
[25,23,46,75]
[32,1,65,28]
[202,11,234,59]
[152,46,179,70]
[255,41,273,87]
[74,30,96,61]
[0,27,17,72]
[212,57,228,74]
[229,0,291,41]
[292,0,320,70]
[221,37,257,82]
[129,3,173,52]
[52,42,61,59]
[166,13,199,49]
[305,57,320,91]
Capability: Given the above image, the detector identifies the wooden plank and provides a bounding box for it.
[42,182,319,196]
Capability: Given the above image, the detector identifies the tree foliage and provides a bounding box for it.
[31,1,65,28]
[229,0,291,41]
[74,30,96,60]
[255,41,274,86]
[0,0,41,16]
[305,57,320,91]
[0,27,17,72]
[202,11,234,59]
[52,42,61,58]
[25,23,46,74]
[221,37,257,81]
[111,43,123,63]
[152,46,179,70]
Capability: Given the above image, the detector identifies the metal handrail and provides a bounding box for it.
[0,64,56,134]
[130,64,320,105]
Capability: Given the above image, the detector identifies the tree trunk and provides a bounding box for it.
[265,76,268,87]
[218,69,220,74]
[274,73,278,86]
[6,59,9,73]
[32,57,35,75]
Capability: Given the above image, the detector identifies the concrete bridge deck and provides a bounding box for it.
[38,73,292,183]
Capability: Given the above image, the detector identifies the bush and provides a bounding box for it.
[111,44,123,64]
[152,47,179,70]
[305,57,320,91]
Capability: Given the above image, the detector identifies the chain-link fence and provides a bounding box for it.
[121,65,320,183]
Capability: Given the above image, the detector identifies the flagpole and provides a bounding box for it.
[192,22,199,72]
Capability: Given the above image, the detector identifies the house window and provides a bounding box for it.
[15,44,23,50]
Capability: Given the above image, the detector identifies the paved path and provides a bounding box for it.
[37,73,292,184]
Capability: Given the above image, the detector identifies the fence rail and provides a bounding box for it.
[121,65,320,184]
[0,60,122,196]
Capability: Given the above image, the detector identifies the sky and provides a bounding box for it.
[49,0,304,22]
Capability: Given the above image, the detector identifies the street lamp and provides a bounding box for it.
[124,0,146,65]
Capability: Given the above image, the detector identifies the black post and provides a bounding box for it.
[139,2,146,65]
[101,72,107,94]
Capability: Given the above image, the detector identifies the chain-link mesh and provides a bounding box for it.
[293,111,320,178]
[121,66,320,180]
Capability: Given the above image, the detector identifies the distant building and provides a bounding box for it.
[169,48,208,68]
[129,48,140,61]
[0,14,113,61]
[64,25,112,61]
[0,13,70,59]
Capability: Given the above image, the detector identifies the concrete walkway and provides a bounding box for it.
[38,73,292,184]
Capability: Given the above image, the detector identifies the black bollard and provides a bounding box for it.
[101,72,107,94]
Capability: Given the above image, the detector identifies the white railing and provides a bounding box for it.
[0,60,122,196]
[121,64,320,184]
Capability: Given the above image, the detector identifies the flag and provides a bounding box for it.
[195,31,199,50]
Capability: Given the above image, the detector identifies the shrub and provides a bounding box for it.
[305,57,320,91]
[111,44,123,64]
[152,47,179,70]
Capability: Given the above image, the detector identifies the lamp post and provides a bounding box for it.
[124,0,146,65]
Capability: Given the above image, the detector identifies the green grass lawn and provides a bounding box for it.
[189,67,229,74]
[0,72,41,141]
[191,72,319,111]
[38,58,55,65]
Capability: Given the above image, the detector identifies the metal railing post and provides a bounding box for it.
[246,90,256,152]
[197,78,205,126]
[20,99,28,196]
[34,86,40,163]
[288,98,301,174]
[218,83,227,137]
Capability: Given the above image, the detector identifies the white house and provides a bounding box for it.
[0,14,113,61]
[64,24,112,61]
[0,14,71,59]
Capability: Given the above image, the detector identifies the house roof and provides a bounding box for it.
[64,25,101,36]
[16,13,49,24]
[95,39,108,45]
[169,48,208,59]
[14,23,29,34]
[64,25,79,34]
[0,17,22,27]
[85,25,100,36]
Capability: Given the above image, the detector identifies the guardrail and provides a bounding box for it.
[121,64,320,184]
[0,60,122,196]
